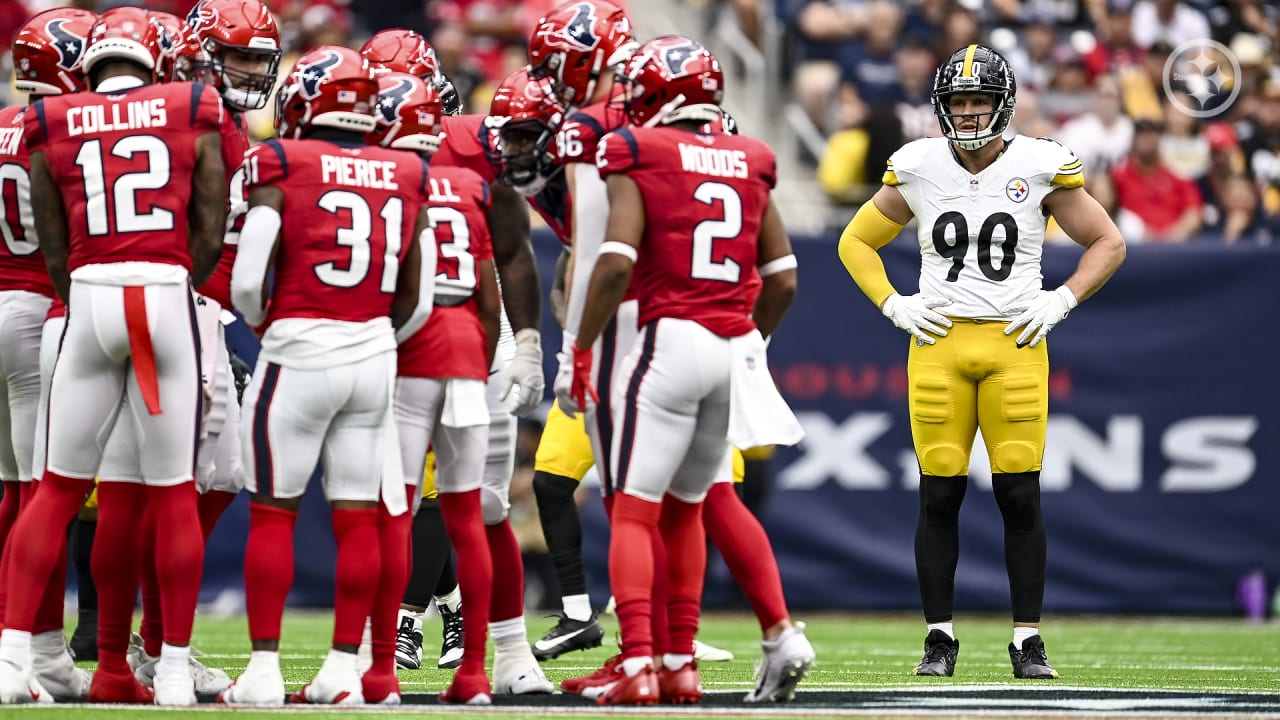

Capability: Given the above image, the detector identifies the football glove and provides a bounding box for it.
[553,336,597,417]
[881,293,953,345]
[502,328,545,417]
[1002,286,1077,348]
[229,349,253,404]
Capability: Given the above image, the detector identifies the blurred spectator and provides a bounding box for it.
[429,0,524,85]
[1207,0,1275,45]
[1041,46,1094,124]
[1225,33,1271,122]
[784,0,868,134]
[1112,117,1203,242]
[1059,74,1134,173]
[431,21,488,114]
[1197,122,1266,243]
[1240,78,1280,191]
[1008,90,1058,138]
[903,0,950,47]
[1160,94,1208,179]
[836,1,904,107]
[819,96,903,203]
[1083,0,1145,81]
[0,0,28,54]
[999,11,1059,93]
[895,40,938,140]
[938,5,981,61]
[1131,0,1210,49]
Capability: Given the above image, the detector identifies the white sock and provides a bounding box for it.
[1012,627,1039,650]
[247,650,280,675]
[927,622,955,640]
[620,656,651,677]
[0,629,33,672]
[562,593,592,622]
[663,653,693,671]
[489,617,528,651]
[323,648,358,672]
[435,586,462,613]
[157,643,191,675]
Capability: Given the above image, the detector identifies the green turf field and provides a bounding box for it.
[10,611,1280,718]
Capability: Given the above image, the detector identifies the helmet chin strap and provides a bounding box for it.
[660,103,722,126]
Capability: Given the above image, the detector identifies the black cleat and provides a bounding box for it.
[394,613,423,670]
[437,603,464,670]
[69,611,98,662]
[532,613,605,661]
[912,629,958,677]
[1009,636,1059,679]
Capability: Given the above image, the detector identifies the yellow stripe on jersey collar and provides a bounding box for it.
[961,44,979,77]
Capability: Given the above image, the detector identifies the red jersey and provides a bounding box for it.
[246,137,428,326]
[196,110,252,308]
[597,126,775,338]
[398,165,493,380]
[0,106,53,297]
[25,81,224,274]
[433,114,498,184]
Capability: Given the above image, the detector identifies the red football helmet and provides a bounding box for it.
[527,0,638,108]
[276,46,379,140]
[360,29,439,81]
[615,36,724,127]
[81,7,167,81]
[185,0,282,111]
[12,8,98,96]
[485,67,565,195]
[366,72,444,154]
[150,11,200,83]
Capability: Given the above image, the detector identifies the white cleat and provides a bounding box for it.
[152,662,196,706]
[218,664,286,706]
[744,621,816,703]
[492,649,554,695]
[694,639,735,662]
[356,618,373,675]
[135,648,231,695]
[0,660,54,704]
[290,650,364,705]
[31,630,91,700]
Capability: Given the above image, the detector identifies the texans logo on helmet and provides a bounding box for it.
[46,19,85,71]
[156,25,176,54]
[560,3,599,50]
[297,51,342,99]
[377,77,414,126]
[186,4,217,31]
[661,40,702,76]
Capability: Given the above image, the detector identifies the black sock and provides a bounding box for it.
[71,518,98,611]
[434,546,457,599]
[739,457,772,517]
[532,470,586,598]
[915,475,967,623]
[403,501,453,608]
[992,471,1046,623]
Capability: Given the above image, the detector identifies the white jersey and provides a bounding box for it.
[886,134,1084,320]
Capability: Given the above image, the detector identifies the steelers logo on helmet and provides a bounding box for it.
[931,44,1016,151]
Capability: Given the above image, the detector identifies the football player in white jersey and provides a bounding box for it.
[837,44,1126,680]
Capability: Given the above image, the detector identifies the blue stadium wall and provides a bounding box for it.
[211,233,1280,615]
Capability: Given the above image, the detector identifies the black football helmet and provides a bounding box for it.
[931,44,1016,150]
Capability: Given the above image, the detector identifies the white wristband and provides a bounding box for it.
[759,254,798,277]
[599,241,637,262]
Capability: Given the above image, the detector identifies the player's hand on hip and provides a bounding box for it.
[502,329,545,417]
[1002,286,1078,348]
[881,293,953,345]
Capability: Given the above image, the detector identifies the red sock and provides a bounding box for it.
[245,503,296,643]
[602,492,615,519]
[609,493,661,660]
[32,540,67,635]
[369,490,413,676]
[94,482,147,674]
[4,472,89,632]
[438,490,491,677]
[198,490,237,542]
[331,508,380,649]
[704,483,788,630]
[660,495,706,657]
[0,481,20,555]
[485,519,524,623]
[147,483,203,647]
[650,524,670,657]
[138,506,163,657]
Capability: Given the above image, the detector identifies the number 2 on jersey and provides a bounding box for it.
[691,181,743,283]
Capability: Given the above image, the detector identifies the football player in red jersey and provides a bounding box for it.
[570,37,807,705]
[0,6,228,706]
[361,42,556,699]
[121,2,280,697]
[367,71,505,704]
[360,28,462,116]
[0,6,98,702]
[221,46,434,707]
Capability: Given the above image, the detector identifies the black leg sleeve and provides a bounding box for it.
[992,471,1046,624]
[532,470,587,599]
[915,475,968,623]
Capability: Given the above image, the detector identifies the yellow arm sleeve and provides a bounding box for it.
[837,200,904,308]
